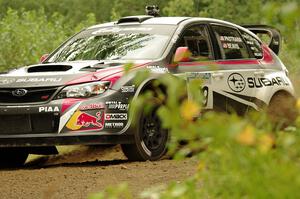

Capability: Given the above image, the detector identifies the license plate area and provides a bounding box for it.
[0,114,59,135]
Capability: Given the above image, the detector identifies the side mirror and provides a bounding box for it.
[40,54,49,63]
[173,47,192,63]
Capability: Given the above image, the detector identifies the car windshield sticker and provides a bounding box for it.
[241,32,263,58]
[92,27,153,35]
[220,36,242,43]
[222,43,240,49]
[220,35,242,49]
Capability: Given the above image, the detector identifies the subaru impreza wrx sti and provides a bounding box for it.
[0,10,296,166]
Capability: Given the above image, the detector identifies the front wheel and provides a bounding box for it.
[0,148,28,168]
[122,107,168,161]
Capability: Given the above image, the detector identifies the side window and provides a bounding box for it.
[177,25,213,61]
[212,25,250,60]
[240,31,263,59]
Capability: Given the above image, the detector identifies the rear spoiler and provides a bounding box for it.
[242,25,281,55]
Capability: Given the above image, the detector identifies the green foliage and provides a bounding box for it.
[163,0,263,24]
[0,0,113,24]
[111,0,170,19]
[163,0,198,17]
[0,9,95,71]
[199,0,263,24]
[91,71,300,198]
[263,2,300,73]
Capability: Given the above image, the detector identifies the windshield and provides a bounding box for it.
[47,25,177,62]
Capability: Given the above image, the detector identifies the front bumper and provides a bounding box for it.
[0,89,133,147]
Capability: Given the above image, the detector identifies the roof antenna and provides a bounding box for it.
[145,5,160,17]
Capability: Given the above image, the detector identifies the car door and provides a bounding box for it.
[172,24,215,110]
[174,23,261,115]
[208,24,261,115]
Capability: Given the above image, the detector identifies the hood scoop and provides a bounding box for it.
[27,65,72,73]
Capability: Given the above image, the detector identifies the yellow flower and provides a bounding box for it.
[180,100,201,121]
[258,134,275,153]
[296,99,300,109]
[236,125,256,146]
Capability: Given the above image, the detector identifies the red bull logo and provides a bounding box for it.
[66,111,104,131]
[77,112,103,128]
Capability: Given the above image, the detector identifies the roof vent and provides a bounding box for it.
[117,15,153,24]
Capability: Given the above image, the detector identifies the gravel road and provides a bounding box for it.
[0,145,197,199]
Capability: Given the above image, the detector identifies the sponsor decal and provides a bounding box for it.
[227,73,246,92]
[247,77,289,88]
[202,73,211,80]
[15,77,62,83]
[202,86,209,106]
[79,103,105,111]
[66,111,104,131]
[228,73,290,91]
[106,101,129,111]
[121,85,135,93]
[187,72,211,81]
[12,89,28,97]
[0,78,15,85]
[92,27,153,35]
[105,122,124,128]
[39,106,60,112]
[105,113,127,121]
[146,65,169,73]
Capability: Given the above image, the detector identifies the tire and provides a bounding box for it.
[0,148,29,168]
[121,106,168,161]
[267,92,298,128]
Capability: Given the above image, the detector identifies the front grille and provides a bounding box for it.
[0,87,58,104]
[0,113,59,135]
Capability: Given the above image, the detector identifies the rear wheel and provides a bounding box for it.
[0,148,28,168]
[121,106,168,161]
[267,92,298,128]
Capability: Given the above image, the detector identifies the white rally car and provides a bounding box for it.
[0,6,297,167]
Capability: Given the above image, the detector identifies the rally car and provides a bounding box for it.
[0,7,297,167]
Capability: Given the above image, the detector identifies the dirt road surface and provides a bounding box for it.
[0,145,198,199]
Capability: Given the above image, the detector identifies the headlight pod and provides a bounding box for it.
[56,81,110,99]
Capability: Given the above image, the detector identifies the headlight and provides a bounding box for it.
[55,81,110,99]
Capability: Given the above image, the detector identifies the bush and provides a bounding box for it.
[88,72,300,198]
[0,0,112,24]
[0,9,95,72]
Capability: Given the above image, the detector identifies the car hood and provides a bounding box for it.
[0,60,148,88]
